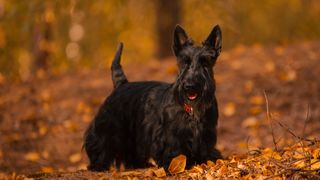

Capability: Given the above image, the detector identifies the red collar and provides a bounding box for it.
[184,103,193,115]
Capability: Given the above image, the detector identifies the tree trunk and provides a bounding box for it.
[155,0,181,59]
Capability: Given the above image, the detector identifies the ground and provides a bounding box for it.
[0,41,320,179]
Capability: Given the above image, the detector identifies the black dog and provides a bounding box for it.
[84,25,222,171]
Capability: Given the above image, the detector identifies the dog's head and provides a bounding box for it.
[172,25,222,115]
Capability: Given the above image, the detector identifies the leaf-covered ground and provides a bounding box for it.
[1,41,320,179]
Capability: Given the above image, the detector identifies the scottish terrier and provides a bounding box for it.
[84,25,222,171]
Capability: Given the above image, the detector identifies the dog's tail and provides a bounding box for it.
[111,42,128,88]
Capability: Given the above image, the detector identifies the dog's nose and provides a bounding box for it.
[183,83,198,91]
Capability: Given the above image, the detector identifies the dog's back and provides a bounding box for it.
[84,80,170,170]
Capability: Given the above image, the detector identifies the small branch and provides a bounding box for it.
[302,103,310,139]
[263,91,278,151]
[277,121,318,144]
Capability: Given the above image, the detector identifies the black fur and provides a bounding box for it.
[84,25,223,171]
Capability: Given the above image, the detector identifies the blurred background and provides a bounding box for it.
[1,0,320,175]
[1,0,320,80]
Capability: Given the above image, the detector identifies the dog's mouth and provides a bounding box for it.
[186,90,199,101]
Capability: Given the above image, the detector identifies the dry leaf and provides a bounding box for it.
[25,152,40,161]
[262,148,282,160]
[153,167,166,178]
[223,102,236,117]
[294,159,306,168]
[216,165,228,176]
[278,69,296,82]
[41,166,54,173]
[241,117,258,128]
[168,154,186,174]
[249,106,262,115]
[207,160,215,167]
[249,95,264,105]
[312,148,320,159]
[265,61,275,72]
[69,153,82,163]
[310,159,320,170]
[191,165,204,174]
[244,80,254,93]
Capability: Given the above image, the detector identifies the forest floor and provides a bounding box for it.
[1,41,320,179]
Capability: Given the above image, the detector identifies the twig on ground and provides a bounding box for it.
[302,103,310,139]
[263,91,278,151]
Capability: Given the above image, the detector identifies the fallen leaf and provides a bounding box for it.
[293,159,306,168]
[153,167,166,177]
[274,46,284,55]
[168,154,186,174]
[310,159,320,170]
[207,160,215,167]
[312,148,320,159]
[278,69,296,82]
[265,61,275,72]
[42,150,49,159]
[223,102,236,117]
[241,117,258,128]
[249,106,262,115]
[78,163,87,170]
[249,95,264,105]
[244,80,254,93]
[216,164,228,177]
[262,148,282,160]
[69,153,82,163]
[25,152,40,161]
[41,166,54,173]
[191,165,204,174]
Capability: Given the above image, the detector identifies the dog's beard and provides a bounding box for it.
[173,79,215,117]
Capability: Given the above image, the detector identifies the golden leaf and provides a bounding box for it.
[168,154,186,174]
[207,160,215,167]
[241,117,258,128]
[25,152,40,161]
[293,159,306,168]
[278,69,296,82]
[249,95,264,105]
[312,148,320,159]
[244,80,254,93]
[265,61,275,72]
[311,159,320,170]
[191,165,204,174]
[216,164,228,177]
[153,167,166,178]
[69,153,82,163]
[223,102,236,117]
[41,166,54,173]
[249,106,262,115]
[262,148,282,160]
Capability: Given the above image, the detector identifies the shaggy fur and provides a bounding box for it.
[84,25,223,171]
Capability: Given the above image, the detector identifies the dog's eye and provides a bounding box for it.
[199,56,212,66]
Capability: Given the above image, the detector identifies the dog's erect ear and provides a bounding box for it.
[203,25,222,55]
[173,25,190,55]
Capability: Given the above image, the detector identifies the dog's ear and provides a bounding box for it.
[173,25,190,55]
[203,25,222,56]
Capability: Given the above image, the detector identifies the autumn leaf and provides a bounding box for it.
[41,166,54,173]
[69,153,82,163]
[168,154,186,174]
[249,95,264,105]
[153,167,166,178]
[223,102,236,117]
[25,152,40,161]
[310,159,320,170]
